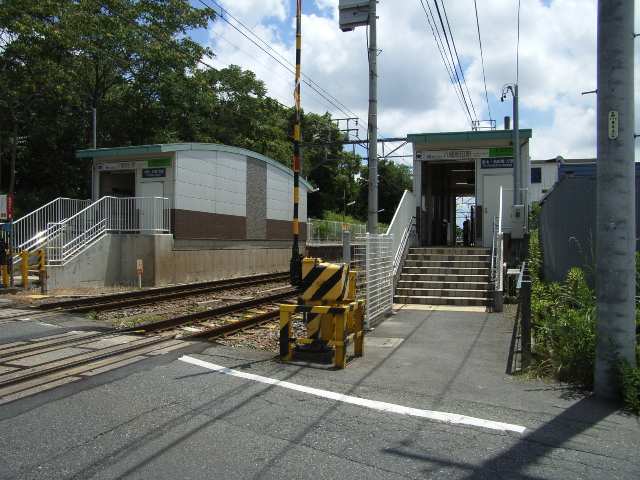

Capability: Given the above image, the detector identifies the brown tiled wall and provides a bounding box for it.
[172,209,306,241]
[266,219,307,241]
[172,209,246,240]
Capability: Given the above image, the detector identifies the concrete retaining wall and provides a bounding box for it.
[47,234,291,290]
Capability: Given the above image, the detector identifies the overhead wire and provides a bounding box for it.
[207,0,361,122]
[197,0,368,137]
[432,0,476,124]
[473,0,492,121]
[439,0,478,122]
[417,0,473,125]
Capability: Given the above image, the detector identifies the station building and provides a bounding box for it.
[34,143,310,289]
[408,129,533,248]
[80,143,310,242]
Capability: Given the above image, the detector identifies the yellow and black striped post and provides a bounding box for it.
[290,0,303,286]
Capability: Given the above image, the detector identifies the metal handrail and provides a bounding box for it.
[45,196,171,266]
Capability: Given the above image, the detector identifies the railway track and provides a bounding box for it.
[36,272,289,313]
[0,288,298,401]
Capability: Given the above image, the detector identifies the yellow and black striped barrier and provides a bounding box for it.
[280,257,365,369]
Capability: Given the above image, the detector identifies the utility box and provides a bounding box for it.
[339,0,370,31]
[511,204,526,239]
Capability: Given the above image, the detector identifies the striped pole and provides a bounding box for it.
[290,0,303,286]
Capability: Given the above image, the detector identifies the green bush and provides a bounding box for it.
[621,359,640,414]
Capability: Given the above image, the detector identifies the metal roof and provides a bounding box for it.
[76,142,313,189]
[407,129,533,145]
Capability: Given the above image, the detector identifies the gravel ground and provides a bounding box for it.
[97,281,292,328]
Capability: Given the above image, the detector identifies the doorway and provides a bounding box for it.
[99,171,135,197]
[421,162,475,246]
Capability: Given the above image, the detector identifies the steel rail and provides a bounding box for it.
[130,289,297,333]
[0,290,298,390]
[37,272,289,312]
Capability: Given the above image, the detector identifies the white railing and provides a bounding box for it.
[46,196,170,266]
[3,197,92,255]
[352,233,394,328]
[385,190,416,279]
[308,218,367,244]
[491,187,505,296]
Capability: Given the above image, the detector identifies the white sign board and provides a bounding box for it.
[136,259,143,275]
[0,195,6,221]
[420,149,490,161]
[608,111,619,140]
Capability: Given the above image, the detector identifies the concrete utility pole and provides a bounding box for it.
[501,85,520,205]
[367,0,378,234]
[594,0,637,399]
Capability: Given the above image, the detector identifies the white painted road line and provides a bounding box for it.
[179,355,527,435]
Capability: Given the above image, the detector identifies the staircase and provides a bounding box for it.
[394,247,491,307]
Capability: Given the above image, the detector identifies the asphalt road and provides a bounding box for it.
[0,307,638,479]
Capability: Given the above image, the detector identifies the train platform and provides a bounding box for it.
[0,307,639,479]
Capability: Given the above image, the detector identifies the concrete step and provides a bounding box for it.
[395,287,488,299]
[400,273,490,283]
[397,280,490,290]
[404,260,489,269]
[409,247,489,255]
[406,253,491,262]
[393,294,489,307]
[401,266,490,275]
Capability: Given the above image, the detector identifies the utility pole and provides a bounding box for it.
[289,0,303,286]
[367,0,378,234]
[501,85,520,205]
[594,0,636,399]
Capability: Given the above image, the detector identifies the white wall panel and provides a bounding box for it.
[266,164,307,222]
[175,150,246,216]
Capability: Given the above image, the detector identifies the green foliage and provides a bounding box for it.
[621,359,640,414]
[530,230,640,409]
[356,159,412,224]
[531,266,596,386]
[321,211,364,225]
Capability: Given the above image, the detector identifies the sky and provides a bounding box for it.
[189,0,640,165]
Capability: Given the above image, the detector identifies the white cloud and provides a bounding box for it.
[207,0,640,161]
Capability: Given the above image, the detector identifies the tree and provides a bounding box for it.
[356,159,412,225]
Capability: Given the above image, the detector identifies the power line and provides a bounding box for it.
[431,0,475,124]
[473,0,492,121]
[198,0,368,135]
[208,0,361,123]
[439,0,478,121]
[417,0,471,124]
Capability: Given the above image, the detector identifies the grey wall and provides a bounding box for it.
[539,177,597,284]
[47,234,159,290]
[540,175,640,285]
[246,157,267,239]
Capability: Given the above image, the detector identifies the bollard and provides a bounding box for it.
[1,265,8,288]
[521,279,532,368]
[38,248,47,294]
[20,250,29,288]
[342,229,351,264]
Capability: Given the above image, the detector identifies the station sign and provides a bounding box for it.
[481,158,514,169]
[142,168,166,178]
[97,162,135,171]
[420,147,514,162]
[147,158,171,168]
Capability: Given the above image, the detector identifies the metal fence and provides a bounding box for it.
[3,197,92,254]
[351,233,394,328]
[46,196,171,266]
[308,218,367,244]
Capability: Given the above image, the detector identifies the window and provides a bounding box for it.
[531,167,542,184]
